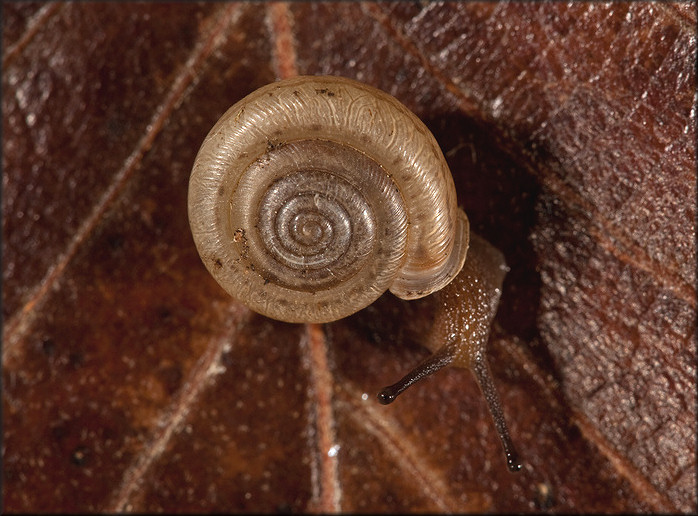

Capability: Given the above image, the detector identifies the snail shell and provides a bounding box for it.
[188,76,469,323]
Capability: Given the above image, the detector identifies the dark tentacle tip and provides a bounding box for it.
[377,388,397,405]
[507,451,522,473]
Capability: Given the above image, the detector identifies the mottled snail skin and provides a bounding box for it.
[188,75,520,472]
[378,233,521,472]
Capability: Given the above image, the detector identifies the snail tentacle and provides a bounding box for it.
[377,344,454,405]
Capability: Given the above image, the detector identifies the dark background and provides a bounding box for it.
[3,2,695,513]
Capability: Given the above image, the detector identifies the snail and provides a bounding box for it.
[188,75,521,472]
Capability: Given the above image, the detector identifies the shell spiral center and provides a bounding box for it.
[229,139,409,314]
[256,169,375,290]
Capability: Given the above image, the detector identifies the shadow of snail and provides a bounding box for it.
[188,75,521,472]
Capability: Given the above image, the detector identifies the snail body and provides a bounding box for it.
[189,76,520,471]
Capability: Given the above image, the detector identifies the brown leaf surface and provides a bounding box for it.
[2,2,696,513]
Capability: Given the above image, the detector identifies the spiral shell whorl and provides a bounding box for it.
[189,76,468,323]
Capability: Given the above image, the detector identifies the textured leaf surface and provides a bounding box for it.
[3,2,695,513]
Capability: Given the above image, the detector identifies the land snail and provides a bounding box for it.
[188,75,521,472]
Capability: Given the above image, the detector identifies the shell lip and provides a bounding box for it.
[389,208,470,300]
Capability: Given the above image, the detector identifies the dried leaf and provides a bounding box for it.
[3,2,695,513]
